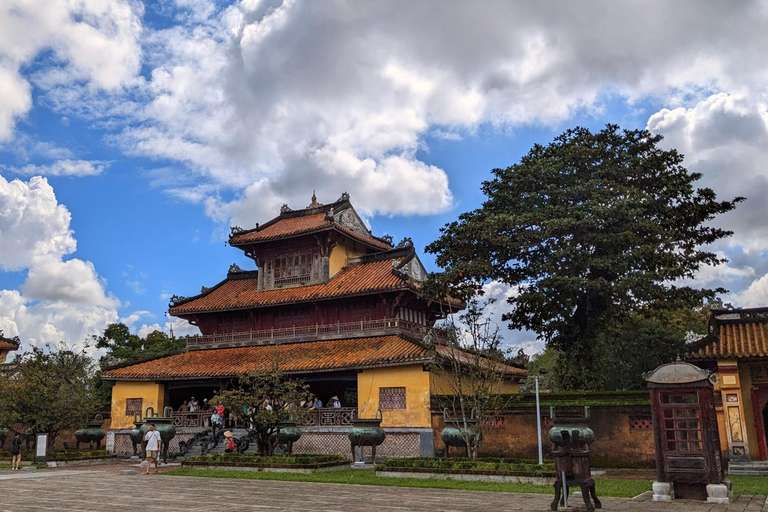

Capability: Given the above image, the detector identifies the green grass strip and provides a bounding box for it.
[165,468,656,498]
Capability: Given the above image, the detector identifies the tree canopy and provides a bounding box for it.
[0,344,101,446]
[94,323,185,366]
[426,125,743,389]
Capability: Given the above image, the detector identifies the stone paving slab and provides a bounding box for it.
[0,468,765,512]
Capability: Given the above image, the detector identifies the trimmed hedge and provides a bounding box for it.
[189,454,346,465]
[376,457,555,475]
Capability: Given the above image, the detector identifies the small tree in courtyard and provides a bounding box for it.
[0,343,100,447]
[214,363,310,455]
[426,125,743,390]
[432,299,518,460]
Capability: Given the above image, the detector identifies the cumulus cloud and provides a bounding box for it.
[0,0,142,142]
[647,93,768,306]
[0,174,119,351]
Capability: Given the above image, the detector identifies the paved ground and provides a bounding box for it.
[0,466,765,512]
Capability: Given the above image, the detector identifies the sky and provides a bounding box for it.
[1,0,768,356]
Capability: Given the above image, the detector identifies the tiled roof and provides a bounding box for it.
[170,259,411,315]
[0,338,19,351]
[434,344,528,376]
[230,212,391,250]
[688,322,768,360]
[101,336,430,381]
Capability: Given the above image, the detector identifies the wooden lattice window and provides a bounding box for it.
[662,407,702,452]
[629,416,652,430]
[379,387,406,409]
[125,398,143,416]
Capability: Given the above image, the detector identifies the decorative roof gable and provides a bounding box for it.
[687,307,768,360]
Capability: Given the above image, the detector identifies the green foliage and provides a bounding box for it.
[95,323,185,367]
[214,365,310,456]
[189,453,346,465]
[426,125,742,390]
[47,450,112,461]
[0,344,101,446]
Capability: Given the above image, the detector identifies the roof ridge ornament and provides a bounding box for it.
[396,237,413,248]
[337,191,350,202]
[230,225,245,237]
[169,295,189,306]
[228,263,244,274]
[280,203,293,214]
[307,190,323,210]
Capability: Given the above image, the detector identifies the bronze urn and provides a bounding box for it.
[348,409,386,463]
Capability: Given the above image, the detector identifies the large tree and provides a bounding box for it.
[95,323,185,366]
[0,344,100,447]
[426,125,742,390]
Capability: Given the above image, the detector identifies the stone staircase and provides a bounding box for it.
[728,460,768,476]
[178,428,260,458]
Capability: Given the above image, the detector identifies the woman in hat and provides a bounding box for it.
[329,396,341,408]
[223,430,236,453]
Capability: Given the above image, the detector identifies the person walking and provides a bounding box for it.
[11,433,21,470]
[144,424,161,475]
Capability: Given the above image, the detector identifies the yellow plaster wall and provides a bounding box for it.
[329,240,367,278]
[110,381,165,429]
[431,369,520,396]
[357,365,431,427]
[0,350,8,364]
[739,364,761,460]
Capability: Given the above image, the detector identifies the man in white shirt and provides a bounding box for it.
[144,424,162,475]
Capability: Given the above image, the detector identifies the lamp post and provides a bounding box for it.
[535,375,543,466]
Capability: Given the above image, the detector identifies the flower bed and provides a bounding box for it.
[183,454,350,473]
[375,457,557,484]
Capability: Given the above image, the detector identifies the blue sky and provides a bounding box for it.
[1,1,768,354]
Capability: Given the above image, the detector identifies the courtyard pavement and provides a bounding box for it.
[0,466,765,512]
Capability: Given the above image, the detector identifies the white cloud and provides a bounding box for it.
[6,159,109,177]
[0,174,119,351]
[647,93,768,306]
[0,0,142,142]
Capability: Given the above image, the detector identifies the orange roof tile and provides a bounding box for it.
[689,322,768,360]
[0,339,19,351]
[434,344,528,376]
[170,259,411,315]
[230,212,391,250]
[101,336,429,381]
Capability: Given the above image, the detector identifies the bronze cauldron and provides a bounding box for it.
[348,409,386,463]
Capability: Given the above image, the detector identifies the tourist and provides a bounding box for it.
[223,431,235,453]
[209,409,220,433]
[329,396,341,408]
[177,400,189,412]
[201,398,210,411]
[216,404,226,428]
[144,424,161,475]
[311,396,323,408]
[11,433,21,470]
[189,396,199,412]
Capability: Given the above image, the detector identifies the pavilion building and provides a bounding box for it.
[0,335,19,365]
[687,307,768,462]
[102,193,525,457]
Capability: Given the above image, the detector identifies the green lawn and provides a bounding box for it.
[165,468,653,498]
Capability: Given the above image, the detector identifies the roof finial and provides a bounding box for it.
[306,191,323,210]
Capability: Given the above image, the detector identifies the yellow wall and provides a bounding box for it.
[739,364,761,460]
[0,350,8,364]
[357,365,431,427]
[329,240,367,278]
[110,381,165,429]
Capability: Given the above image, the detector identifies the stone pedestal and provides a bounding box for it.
[706,484,729,504]
[652,482,673,502]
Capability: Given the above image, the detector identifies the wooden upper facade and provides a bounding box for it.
[169,193,455,342]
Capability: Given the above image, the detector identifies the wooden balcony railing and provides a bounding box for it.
[170,408,358,429]
[300,407,357,427]
[172,411,213,428]
[185,318,447,350]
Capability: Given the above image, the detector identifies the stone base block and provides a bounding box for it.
[707,484,729,504]
[119,470,137,476]
[652,481,673,502]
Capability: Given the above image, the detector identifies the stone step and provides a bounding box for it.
[727,461,768,476]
